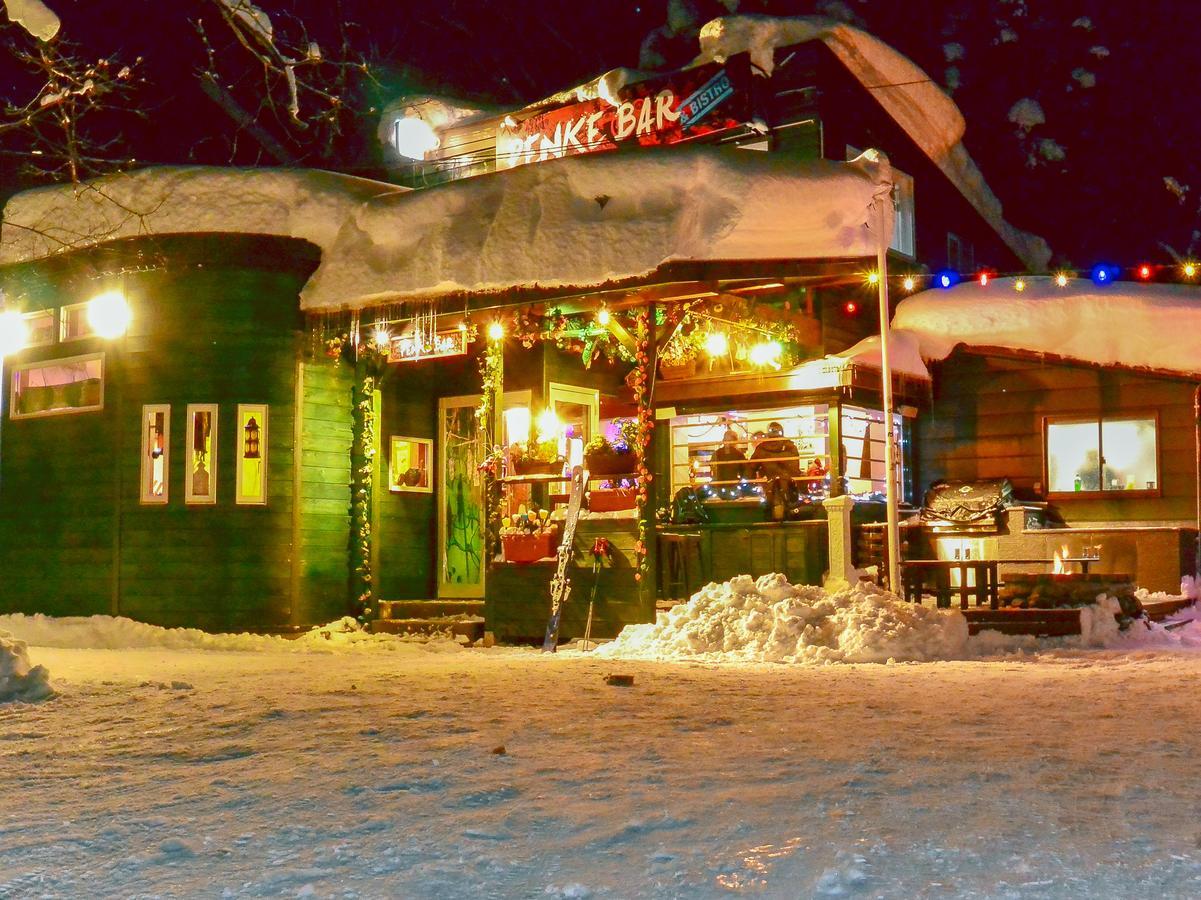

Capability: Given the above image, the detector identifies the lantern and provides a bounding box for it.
[244,417,261,459]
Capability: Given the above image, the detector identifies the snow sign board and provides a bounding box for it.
[496,57,752,170]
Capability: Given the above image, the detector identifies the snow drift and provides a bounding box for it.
[894,276,1201,379]
[0,629,53,702]
[0,614,464,655]
[597,574,969,664]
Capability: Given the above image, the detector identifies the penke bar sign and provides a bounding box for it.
[496,57,752,170]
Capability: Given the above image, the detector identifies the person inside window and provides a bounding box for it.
[751,422,801,481]
[710,428,747,485]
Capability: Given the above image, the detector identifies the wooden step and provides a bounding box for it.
[1141,597,1195,622]
[377,599,483,619]
[370,616,485,642]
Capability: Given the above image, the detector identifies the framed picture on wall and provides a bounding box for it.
[389,436,433,493]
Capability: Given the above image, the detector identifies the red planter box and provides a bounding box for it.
[589,487,637,512]
[502,531,558,563]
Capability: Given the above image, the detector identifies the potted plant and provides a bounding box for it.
[657,331,699,379]
[509,437,564,476]
[583,425,637,476]
[500,507,560,563]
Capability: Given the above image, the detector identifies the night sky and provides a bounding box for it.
[2,0,1198,270]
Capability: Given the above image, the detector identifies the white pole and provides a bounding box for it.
[875,195,901,592]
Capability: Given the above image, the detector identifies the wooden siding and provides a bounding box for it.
[918,351,1199,524]
[0,236,319,630]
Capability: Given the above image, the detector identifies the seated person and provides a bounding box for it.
[751,422,801,481]
[709,428,747,485]
[805,456,828,477]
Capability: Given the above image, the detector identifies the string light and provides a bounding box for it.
[596,305,611,327]
[0,310,28,357]
[866,271,880,286]
[704,331,729,358]
[843,300,858,315]
[1054,273,1069,288]
[1014,279,1026,292]
[372,325,391,347]
[978,272,989,287]
[902,276,916,292]
[1138,264,1152,280]
[1185,262,1198,279]
[487,321,505,341]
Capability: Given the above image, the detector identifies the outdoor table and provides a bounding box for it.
[900,559,1000,610]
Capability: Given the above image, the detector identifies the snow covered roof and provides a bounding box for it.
[696,15,1051,272]
[1,148,894,311]
[832,329,930,381]
[893,276,1201,379]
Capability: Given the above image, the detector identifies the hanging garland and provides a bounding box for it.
[630,305,655,582]
[476,337,505,561]
[350,363,376,623]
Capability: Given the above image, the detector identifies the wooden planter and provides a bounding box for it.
[511,457,563,476]
[502,530,558,563]
[658,358,697,380]
[589,487,638,512]
[585,451,636,476]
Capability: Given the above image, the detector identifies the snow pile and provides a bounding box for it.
[2,149,892,311]
[0,629,53,703]
[0,614,464,654]
[893,276,1201,378]
[597,574,968,664]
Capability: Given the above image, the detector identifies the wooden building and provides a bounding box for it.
[0,15,1068,636]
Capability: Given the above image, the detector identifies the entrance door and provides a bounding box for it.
[438,395,485,598]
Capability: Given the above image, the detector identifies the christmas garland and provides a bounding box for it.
[477,338,505,561]
[350,364,377,623]
[630,306,655,581]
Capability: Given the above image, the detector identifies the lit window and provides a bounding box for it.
[59,302,96,342]
[1046,416,1158,494]
[9,353,104,419]
[890,170,915,257]
[185,404,218,505]
[140,404,170,504]
[22,310,56,348]
[236,404,268,505]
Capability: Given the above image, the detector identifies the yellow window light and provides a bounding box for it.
[0,310,29,357]
[87,290,131,339]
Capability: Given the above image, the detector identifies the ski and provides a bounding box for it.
[542,465,587,652]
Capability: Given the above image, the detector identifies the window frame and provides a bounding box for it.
[1042,412,1161,499]
[235,403,269,506]
[59,301,97,343]
[8,351,105,420]
[185,403,219,506]
[139,403,171,505]
[22,309,57,348]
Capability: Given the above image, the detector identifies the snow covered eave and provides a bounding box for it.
[893,277,1201,381]
[697,14,1051,271]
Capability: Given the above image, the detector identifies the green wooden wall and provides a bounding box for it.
[0,235,321,630]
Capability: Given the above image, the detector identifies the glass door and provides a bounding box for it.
[437,395,485,598]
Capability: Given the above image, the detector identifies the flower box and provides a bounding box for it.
[584,450,636,476]
[511,458,564,476]
[589,487,637,513]
[502,530,559,563]
[658,358,697,380]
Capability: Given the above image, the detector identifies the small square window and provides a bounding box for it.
[22,310,56,348]
[60,302,96,342]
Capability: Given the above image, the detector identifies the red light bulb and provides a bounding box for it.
[1139,265,1151,279]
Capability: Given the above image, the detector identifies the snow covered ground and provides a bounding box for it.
[6,593,1201,898]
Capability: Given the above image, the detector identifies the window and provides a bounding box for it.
[842,405,905,499]
[59,302,97,342]
[947,232,975,273]
[140,404,170,504]
[389,436,433,493]
[548,383,599,471]
[236,404,268,505]
[1046,416,1158,494]
[890,170,915,257]
[9,352,104,419]
[22,310,56,348]
[185,404,218,505]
